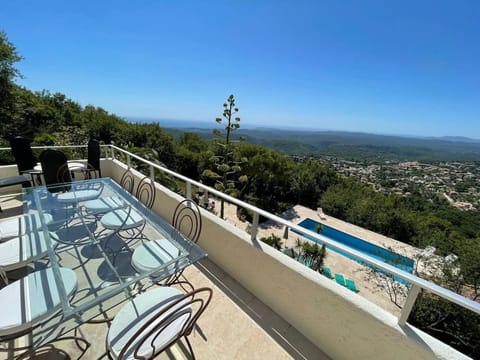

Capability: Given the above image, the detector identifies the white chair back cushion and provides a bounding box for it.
[0,213,53,242]
[0,230,59,270]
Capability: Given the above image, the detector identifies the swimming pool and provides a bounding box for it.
[293,218,414,276]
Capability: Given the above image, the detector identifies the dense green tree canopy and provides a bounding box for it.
[0,31,23,132]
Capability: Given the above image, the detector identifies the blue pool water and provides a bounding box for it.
[293,218,414,276]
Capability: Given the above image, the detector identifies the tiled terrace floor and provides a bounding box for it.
[0,193,328,360]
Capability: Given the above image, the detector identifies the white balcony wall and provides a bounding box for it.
[103,159,467,360]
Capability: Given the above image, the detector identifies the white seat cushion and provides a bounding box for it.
[84,196,123,213]
[107,287,190,359]
[0,213,53,242]
[67,161,87,170]
[0,267,77,337]
[56,189,100,203]
[34,161,87,172]
[100,208,145,230]
[131,239,181,278]
[0,231,59,271]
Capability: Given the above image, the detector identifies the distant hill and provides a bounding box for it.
[163,126,480,162]
[436,136,480,144]
[126,117,214,129]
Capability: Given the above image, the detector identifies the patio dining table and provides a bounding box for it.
[3,177,206,353]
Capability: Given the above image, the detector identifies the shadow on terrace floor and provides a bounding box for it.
[0,194,328,360]
[5,259,328,360]
[192,259,328,360]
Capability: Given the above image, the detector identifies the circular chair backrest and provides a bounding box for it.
[118,287,213,360]
[120,169,135,194]
[136,176,156,209]
[172,199,202,243]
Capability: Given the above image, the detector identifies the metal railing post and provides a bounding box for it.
[251,211,259,241]
[150,165,155,180]
[127,154,131,168]
[186,181,192,200]
[398,284,421,326]
[110,146,115,160]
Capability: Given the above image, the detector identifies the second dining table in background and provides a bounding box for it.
[33,160,88,172]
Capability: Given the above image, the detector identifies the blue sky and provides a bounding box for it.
[1,1,479,137]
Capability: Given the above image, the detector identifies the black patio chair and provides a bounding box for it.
[10,136,37,173]
[40,149,102,200]
[38,149,102,236]
[86,139,101,178]
[39,149,71,193]
[9,136,42,184]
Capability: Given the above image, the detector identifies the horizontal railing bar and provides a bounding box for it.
[0,145,110,151]
[107,145,480,316]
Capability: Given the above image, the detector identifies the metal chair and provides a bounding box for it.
[39,149,71,192]
[87,139,101,177]
[0,231,60,285]
[39,149,101,200]
[9,136,37,174]
[0,267,89,359]
[172,199,202,244]
[105,287,212,360]
[119,168,135,194]
[131,199,202,286]
[99,176,155,250]
[0,213,53,243]
[83,168,135,216]
[9,136,42,185]
[38,150,101,235]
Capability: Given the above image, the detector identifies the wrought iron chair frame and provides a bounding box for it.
[100,176,156,259]
[172,199,202,244]
[106,287,212,360]
[120,168,135,194]
[162,199,202,286]
[0,273,90,359]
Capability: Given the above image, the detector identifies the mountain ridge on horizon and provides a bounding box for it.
[125,116,480,143]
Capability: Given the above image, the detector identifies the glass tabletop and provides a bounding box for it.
[19,177,207,348]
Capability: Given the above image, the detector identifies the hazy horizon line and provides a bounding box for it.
[124,115,480,141]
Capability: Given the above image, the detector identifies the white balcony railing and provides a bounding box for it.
[1,143,479,328]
